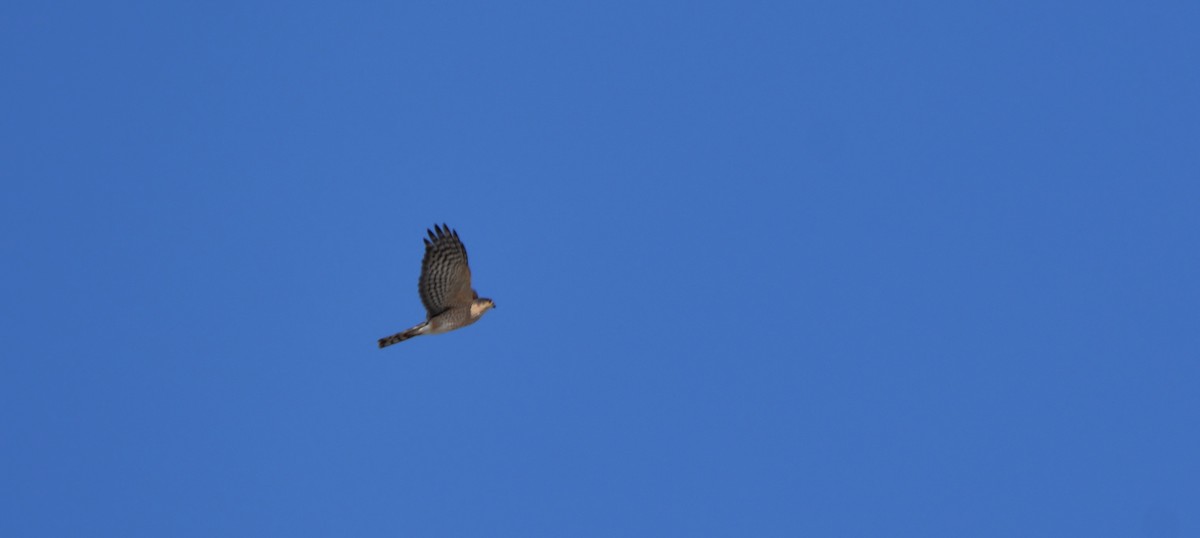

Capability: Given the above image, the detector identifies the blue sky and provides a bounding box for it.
[3,1,1198,536]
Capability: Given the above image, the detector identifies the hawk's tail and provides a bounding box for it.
[378,322,428,349]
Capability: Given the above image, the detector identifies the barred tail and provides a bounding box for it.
[378,322,428,349]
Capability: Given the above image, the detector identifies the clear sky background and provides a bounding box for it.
[2,1,1198,536]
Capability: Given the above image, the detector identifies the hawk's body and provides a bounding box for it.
[378,224,495,348]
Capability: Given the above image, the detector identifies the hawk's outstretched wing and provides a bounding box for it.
[418,224,474,317]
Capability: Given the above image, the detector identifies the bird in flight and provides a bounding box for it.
[378,224,496,348]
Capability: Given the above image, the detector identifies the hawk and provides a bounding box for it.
[378,224,496,348]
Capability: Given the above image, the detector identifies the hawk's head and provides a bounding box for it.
[470,298,495,318]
